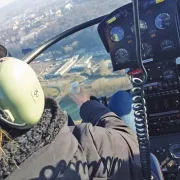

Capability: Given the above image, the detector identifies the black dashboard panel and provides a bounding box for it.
[98,1,180,179]
[98,0,180,71]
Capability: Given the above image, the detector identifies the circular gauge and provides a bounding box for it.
[110,27,124,42]
[115,48,129,63]
[131,20,148,34]
[161,39,175,50]
[169,143,180,159]
[141,43,153,59]
[163,70,175,79]
[155,13,171,29]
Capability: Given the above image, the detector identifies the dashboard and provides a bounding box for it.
[98,1,180,179]
[98,0,180,71]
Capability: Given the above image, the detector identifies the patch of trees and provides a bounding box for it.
[87,76,132,98]
[98,61,111,76]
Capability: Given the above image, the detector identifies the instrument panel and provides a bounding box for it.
[98,0,180,71]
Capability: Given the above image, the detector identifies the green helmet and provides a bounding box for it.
[0,57,45,129]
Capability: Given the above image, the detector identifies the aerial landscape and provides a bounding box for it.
[0,0,131,120]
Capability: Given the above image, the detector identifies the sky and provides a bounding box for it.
[0,0,16,8]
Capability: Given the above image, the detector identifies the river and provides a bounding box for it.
[59,96,81,121]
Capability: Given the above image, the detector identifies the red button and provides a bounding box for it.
[128,69,143,75]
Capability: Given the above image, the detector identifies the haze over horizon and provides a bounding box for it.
[0,0,17,8]
[0,0,50,20]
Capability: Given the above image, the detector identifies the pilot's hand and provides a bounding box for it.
[70,87,90,106]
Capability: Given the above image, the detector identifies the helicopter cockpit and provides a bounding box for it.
[98,0,180,179]
[2,0,180,179]
[23,0,180,179]
[97,0,180,179]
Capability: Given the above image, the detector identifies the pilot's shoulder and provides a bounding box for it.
[73,123,97,140]
[73,122,138,149]
[73,122,114,145]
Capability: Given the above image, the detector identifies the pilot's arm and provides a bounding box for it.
[70,87,135,130]
[71,88,142,179]
[70,87,109,124]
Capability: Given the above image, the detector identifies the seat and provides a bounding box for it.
[150,153,164,180]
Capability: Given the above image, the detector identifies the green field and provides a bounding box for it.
[42,86,60,98]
